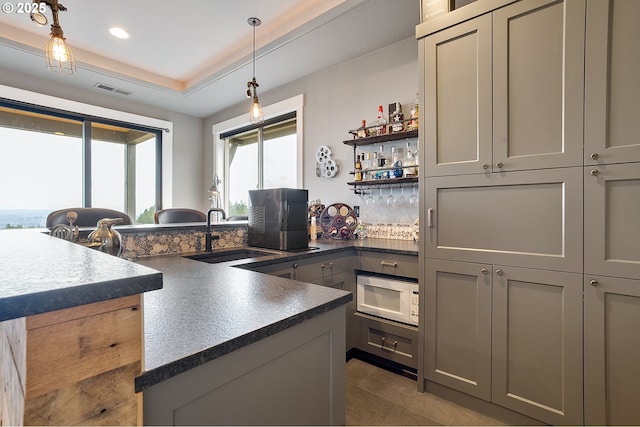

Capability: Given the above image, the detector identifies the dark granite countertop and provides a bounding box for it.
[133,239,417,391]
[0,230,163,322]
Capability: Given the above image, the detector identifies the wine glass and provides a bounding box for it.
[375,188,385,208]
[386,187,396,208]
[409,186,419,208]
[397,186,407,208]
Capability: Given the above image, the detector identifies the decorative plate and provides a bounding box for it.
[319,203,357,240]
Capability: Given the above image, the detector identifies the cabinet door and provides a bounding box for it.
[584,0,640,165]
[423,13,492,176]
[584,163,640,280]
[493,0,585,172]
[425,259,492,400]
[584,275,640,426]
[492,266,583,425]
[426,168,583,272]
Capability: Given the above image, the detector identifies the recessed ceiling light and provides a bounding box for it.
[109,27,131,39]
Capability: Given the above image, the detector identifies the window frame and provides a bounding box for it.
[212,94,304,213]
[0,84,172,221]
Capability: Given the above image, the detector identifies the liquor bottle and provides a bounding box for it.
[404,141,416,177]
[365,152,372,170]
[374,105,387,136]
[355,154,363,182]
[391,147,403,178]
[408,93,419,130]
[357,120,369,138]
[378,145,386,168]
[391,102,404,133]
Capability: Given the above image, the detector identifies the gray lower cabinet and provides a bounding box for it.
[358,251,419,279]
[584,163,640,280]
[251,260,299,279]
[584,275,640,426]
[425,259,492,400]
[356,313,418,369]
[492,266,583,426]
[426,260,584,425]
[143,306,346,426]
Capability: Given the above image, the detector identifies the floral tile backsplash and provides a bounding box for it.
[121,226,247,259]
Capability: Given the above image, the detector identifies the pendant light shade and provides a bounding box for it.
[43,0,75,74]
[246,17,263,123]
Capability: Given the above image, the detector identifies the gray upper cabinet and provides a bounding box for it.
[584,163,640,280]
[424,0,585,177]
[584,0,640,166]
[492,266,583,425]
[423,13,492,176]
[426,168,583,272]
[584,275,640,426]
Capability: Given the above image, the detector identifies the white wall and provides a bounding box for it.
[204,36,419,223]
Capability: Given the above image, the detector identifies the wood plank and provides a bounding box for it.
[26,306,141,399]
[24,362,140,426]
[27,295,140,330]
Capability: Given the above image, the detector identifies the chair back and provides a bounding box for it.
[154,208,207,224]
[46,207,132,228]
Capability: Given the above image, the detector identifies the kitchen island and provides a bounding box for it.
[134,249,352,426]
[0,230,163,426]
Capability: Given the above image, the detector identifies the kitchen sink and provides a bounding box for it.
[185,248,279,264]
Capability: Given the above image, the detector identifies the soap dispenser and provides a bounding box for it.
[87,218,124,256]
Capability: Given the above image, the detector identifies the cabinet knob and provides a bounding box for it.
[321,262,333,269]
[590,169,599,176]
[590,153,599,160]
[496,162,504,168]
[496,269,504,276]
[482,163,489,169]
[292,263,298,269]
[590,279,599,287]
[480,268,488,274]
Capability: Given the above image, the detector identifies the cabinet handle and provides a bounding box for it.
[496,162,504,168]
[427,208,433,227]
[590,279,599,287]
[380,337,398,352]
[380,261,398,268]
[496,269,504,276]
[590,169,599,176]
[480,268,488,274]
[482,163,489,169]
[590,153,599,160]
[292,263,298,269]
[321,262,333,269]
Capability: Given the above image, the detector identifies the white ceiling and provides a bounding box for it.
[0,0,421,118]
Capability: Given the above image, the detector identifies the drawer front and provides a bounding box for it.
[298,254,354,281]
[359,252,418,279]
[253,261,298,279]
[357,314,418,369]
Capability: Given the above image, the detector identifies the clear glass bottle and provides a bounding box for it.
[404,141,416,177]
[378,145,386,168]
[357,119,369,138]
[374,105,387,136]
[391,102,405,133]
[408,93,419,130]
[391,147,403,178]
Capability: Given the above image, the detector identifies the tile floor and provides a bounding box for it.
[346,358,507,426]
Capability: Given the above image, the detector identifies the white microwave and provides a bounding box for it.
[356,275,419,326]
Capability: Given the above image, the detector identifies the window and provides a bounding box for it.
[0,100,162,228]
[213,95,304,216]
[224,115,297,216]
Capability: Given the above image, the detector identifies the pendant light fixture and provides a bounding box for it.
[43,0,75,75]
[246,17,263,123]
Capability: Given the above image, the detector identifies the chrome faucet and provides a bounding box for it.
[205,208,227,252]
